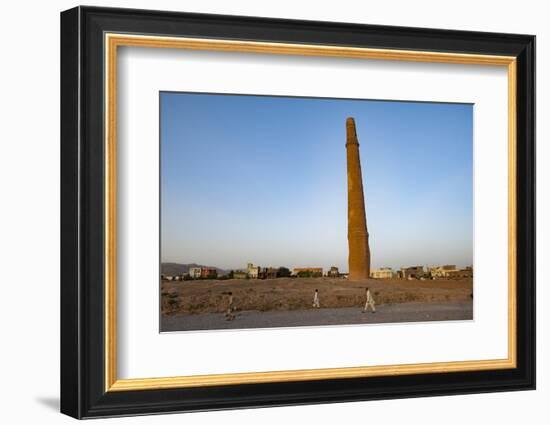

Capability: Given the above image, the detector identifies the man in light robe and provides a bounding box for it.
[362,287,376,313]
[312,289,320,308]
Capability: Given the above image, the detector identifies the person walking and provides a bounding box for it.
[225,291,235,321]
[312,289,320,308]
[362,287,376,313]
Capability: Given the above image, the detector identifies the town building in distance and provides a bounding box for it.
[370,267,394,279]
[233,270,248,279]
[397,266,425,280]
[327,266,340,278]
[229,263,291,279]
[292,267,323,278]
[247,263,260,279]
[428,265,457,278]
[428,265,473,279]
[265,267,280,279]
[444,266,473,279]
[189,267,202,279]
[161,262,473,282]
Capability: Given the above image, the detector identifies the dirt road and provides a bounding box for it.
[160,301,473,332]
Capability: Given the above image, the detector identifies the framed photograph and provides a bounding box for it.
[60,6,535,419]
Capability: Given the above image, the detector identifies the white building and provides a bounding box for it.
[247,263,260,279]
[189,267,202,279]
[370,267,393,279]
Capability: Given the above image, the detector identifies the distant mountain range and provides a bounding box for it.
[161,262,229,276]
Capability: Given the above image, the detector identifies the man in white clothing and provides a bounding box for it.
[225,291,235,321]
[362,287,376,313]
[312,289,320,308]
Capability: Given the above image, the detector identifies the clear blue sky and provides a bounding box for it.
[160,92,473,272]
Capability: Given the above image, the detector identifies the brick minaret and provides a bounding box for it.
[346,117,371,280]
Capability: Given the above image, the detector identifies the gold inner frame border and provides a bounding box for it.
[104,33,517,392]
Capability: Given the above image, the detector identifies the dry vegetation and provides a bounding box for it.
[161,277,473,315]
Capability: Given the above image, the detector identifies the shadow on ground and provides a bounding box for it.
[35,396,59,411]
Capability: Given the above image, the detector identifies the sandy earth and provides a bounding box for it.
[160,276,472,330]
[161,276,472,314]
[161,302,473,332]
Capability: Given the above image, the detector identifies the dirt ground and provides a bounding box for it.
[161,302,473,331]
[161,277,473,315]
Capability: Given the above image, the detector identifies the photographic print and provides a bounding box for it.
[61,9,535,417]
[160,92,474,332]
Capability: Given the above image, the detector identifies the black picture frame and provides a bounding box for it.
[61,5,535,419]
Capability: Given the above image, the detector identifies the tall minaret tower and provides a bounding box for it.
[346,117,371,280]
